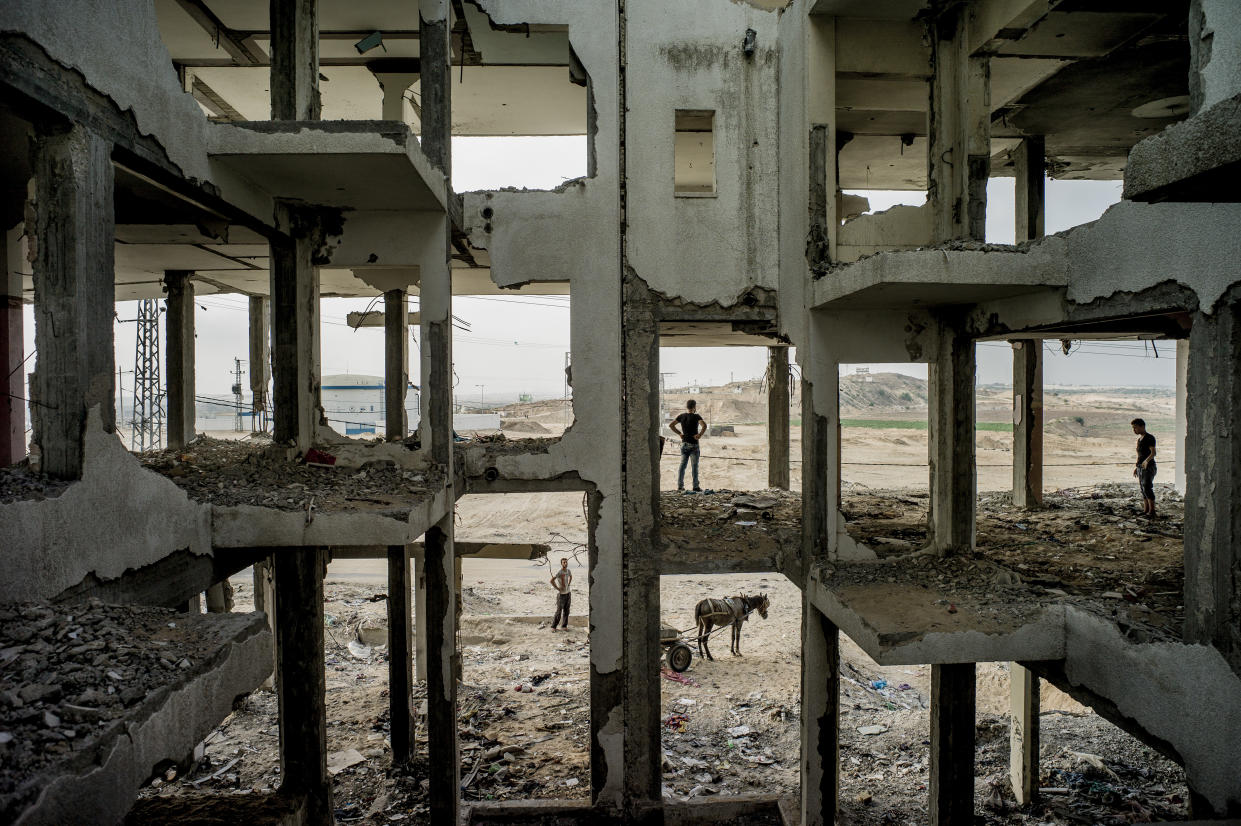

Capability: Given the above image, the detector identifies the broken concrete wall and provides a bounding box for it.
[0,0,212,182]
[0,409,212,603]
[624,0,782,307]
[467,0,626,809]
[836,204,933,264]
[1062,607,1241,815]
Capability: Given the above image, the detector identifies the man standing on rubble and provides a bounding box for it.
[550,557,572,631]
[670,399,707,492]
[1131,418,1158,517]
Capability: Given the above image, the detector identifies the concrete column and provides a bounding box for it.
[419,218,453,465]
[205,581,233,613]
[387,544,414,764]
[1009,664,1039,805]
[1011,340,1042,508]
[1,226,24,466]
[584,489,620,807]
[1190,0,1241,114]
[249,296,270,432]
[253,556,277,689]
[800,598,839,825]
[929,663,976,825]
[385,289,408,441]
[163,270,195,449]
[417,0,451,175]
[619,273,664,818]
[929,4,990,242]
[1013,137,1045,244]
[269,0,319,120]
[274,547,330,825]
[768,346,791,490]
[270,209,321,451]
[30,125,115,480]
[413,548,428,682]
[1184,299,1241,674]
[1175,338,1188,493]
[928,318,976,554]
[424,517,459,822]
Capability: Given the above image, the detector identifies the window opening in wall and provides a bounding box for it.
[674,110,716,196]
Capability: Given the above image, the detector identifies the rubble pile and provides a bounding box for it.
[660,490,800,567]
[0,463,70,505]
[0,601,241,818]
[140,437,443,515]
[841,483,1184,638]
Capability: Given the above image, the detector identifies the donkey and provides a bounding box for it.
[694,594,770,661]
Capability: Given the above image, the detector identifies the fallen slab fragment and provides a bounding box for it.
[0,602,272,826]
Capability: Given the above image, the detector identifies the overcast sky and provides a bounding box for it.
[20,136,1176,410]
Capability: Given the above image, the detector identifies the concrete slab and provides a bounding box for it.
[805,559,1067,666]
[208,121,448,212]
[2,607,271,826]
[810,245,1066,310]
[659,491,800,578]
[1125,93,1241,203]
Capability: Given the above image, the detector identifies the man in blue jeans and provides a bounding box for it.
[670,399,707,492]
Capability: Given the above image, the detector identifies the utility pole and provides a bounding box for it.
[131,300,164,452]
[232,358,246,432]
[475,384,484,407]
[564,351,571,428]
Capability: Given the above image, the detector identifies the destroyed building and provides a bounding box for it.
[0,0,1239,823]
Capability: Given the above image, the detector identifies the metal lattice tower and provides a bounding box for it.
[130,299,164,452]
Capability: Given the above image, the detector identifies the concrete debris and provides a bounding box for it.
[0,463,71,505]
[326,748,366,775]
[140,436,443,515]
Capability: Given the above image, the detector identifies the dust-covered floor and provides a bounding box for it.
[136,567,1189,824]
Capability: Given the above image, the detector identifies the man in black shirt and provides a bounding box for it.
[670,399,707,492]
[1131,418,1157,517]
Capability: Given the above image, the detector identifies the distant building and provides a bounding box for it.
[321,374,420,437]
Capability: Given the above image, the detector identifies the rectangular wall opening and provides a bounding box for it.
[674,110,716,196]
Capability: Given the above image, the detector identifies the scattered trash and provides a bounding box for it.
[303,448,337,466]
[725,724,752,738]
[664,714,689,733]
[857,724,888,736]
[870,679,888,690]
[347,640,372,660]
[661,667,700,686]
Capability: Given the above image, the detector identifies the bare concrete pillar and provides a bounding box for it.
[387,544,414,764]
[1184,299,1241,675]
[619,273,664,817]
[249,296,270,432]
[929,4,990,242]
[274,547,330,825]
[1190,0,1241,115]
[417,0,451,175]
[413,548,428,683]
[1013,137,1045,244]
[205,581,233,613]
[253,556,277,689]
[424,518,459,822]
[1175,338,1188,493]
[800,598,839,825]
[385,289,408,440]
[30,125,115,480]
[929,663,976,825]
[164,270,196,449]
[768,346,791,490]
[270,208,321,451]
[1011,340,1042,508]
[1009,663,1039,805]
[1,226,24,466]
[928,319,976,554]
[269,0,320,120]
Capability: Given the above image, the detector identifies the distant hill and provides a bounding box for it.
[838,372,928,413]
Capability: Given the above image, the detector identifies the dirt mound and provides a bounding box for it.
[694,397,768,424]
[501,419,551,434]
[839,372,928,412]
[1048,416,1090,438]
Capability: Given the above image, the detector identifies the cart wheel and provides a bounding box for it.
[667,642,693,673]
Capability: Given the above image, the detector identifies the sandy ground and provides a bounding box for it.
[136,386,1189,823]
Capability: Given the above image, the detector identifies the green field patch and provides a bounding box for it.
[841,419,1012,432]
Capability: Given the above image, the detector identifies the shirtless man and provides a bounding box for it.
[550,557,572,630]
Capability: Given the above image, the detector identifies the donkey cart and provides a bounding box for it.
[660,625,694,673]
